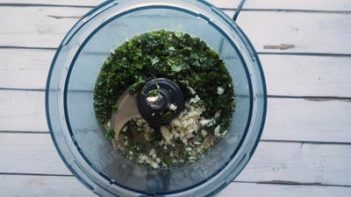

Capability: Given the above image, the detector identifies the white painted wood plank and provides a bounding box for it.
[2,0,351,11]
[0,49,52,90]
[262,55,351,97]
[0,175,348,197]
[219,182,351,197]
[1,175,350,197]
[1,133,350,186]
[0,0,242,9]
[0,133,70,175]
[2,91,351,143]
[0,0,102,6]
[2,49,351,98]
[262,98,351,143]
[237,142,351,186]
[236,11,351,54]
[243,0,351,11]
[0,7,86,47]
[0,175,95,197]
[0,91,48,132]
[1,7,351,55]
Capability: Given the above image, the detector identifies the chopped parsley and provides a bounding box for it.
[94,30,235,168]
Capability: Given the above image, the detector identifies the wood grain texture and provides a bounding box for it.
[236,11,351,54]
[262,98,351,143]
[0,91,48,132]
[0,7,86,48]
[219,182,351,197]
[2,91,351,143]
[0,0,102,6]
[262,55,351,97]
[1,7,351,55]
[0,175,95,197]
[237,142,351,186]
[0,0,241,9]
[0,0,242,9]
[0,49,52,90]
[243,0,351,11]
[1,133,350,186]
[2,49,351,98]
[0,133,70,175]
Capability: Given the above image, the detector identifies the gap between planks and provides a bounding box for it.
[1,87,350,102]
[1,124,350,188]
[0,172,350,188]
[2,48,351,97]
[1,7,351,53]
[1,174,351,197]
[2,130,351,146]
[1,2,351,14]
[2,91,351,143]
[2,46,351,58]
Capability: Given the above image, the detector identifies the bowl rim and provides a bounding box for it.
[46,0,268,196]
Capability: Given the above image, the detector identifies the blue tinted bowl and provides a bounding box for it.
[46,0,267,196]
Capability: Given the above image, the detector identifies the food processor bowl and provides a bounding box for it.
[46,0,267,196]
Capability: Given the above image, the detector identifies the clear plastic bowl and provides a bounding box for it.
[46,0,267,196]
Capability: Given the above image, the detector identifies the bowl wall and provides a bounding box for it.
[46,0,266,196]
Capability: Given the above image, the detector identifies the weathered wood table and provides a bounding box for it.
[0,0,350,196]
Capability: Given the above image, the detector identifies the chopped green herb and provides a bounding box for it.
[105,128,115,140]
[128,80,146,94]
[147,89,160,97]
[94,30,235,168]
[112,104,118,112]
